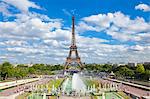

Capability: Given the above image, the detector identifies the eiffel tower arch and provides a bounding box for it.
[64,16,84,70]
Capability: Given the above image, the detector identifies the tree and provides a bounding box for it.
[13,68,22,79]
[136,64,145,74]
[143,64,150,70]
[143,70,150,80]
[135,64,145,79]
[114,66,134,78]
[13,67,28,79]
[0,62,13,80]
[126,69,134,77]
[102,64,112,72]
[28,67,35,74]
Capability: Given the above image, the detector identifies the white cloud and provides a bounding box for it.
[6,47,44,54]
[77,13,113,33]
[43,40,60,47]
[77,36,109,45]
[77,22,101,32]
[1,0,41,13]
[0,40,27,46]
[0,16,62,39]
[82,13,113,28]
[129,45,145,51]
[78,12,150,42]
[135,3,150,12]
[0,0,150,64]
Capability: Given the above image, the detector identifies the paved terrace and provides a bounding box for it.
[0,78,40,90]
[0,78,51,99]
[105,78,150,91]
[105,78,150,98]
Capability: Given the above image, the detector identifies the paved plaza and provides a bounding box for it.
[0,78,51,99]
[0,75,149,99]
[0,78,40,90]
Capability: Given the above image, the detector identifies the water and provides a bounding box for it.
[27,73,125,98]
[72,73,86,93]
[62,78,72,93]
[61,73,86,94]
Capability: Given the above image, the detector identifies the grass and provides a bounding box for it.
[16,78,64,99]
[45,78,64,93]
[117,91,130,99]
[84,79,99,87]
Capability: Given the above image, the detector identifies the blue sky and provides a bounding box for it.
[31,0,150,21]
[0,0,150,64]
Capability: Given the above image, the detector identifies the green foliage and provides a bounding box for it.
[0,62,13,80]
[17,64,28,68]
[84,79,99,88]
[143,70,150,80]
[0,62,63,81]
[114,66,134,77]
[143,64,150,70]
[102,64,112,72]
[28,67,35,74]
[13,67,28,79]
[136,64,145,74]
[46,78,64,93]
[85,63,147,80]
[84,64,112,72]
[0,62,149,81]
[32,64,63,75]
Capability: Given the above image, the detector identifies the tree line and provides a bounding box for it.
[84,63,150,81]
[0,62,63,80]
[0,61,149,81]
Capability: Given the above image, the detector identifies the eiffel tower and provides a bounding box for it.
[64,16,84,70]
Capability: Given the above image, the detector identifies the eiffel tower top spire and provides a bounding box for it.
[72,16,75,46]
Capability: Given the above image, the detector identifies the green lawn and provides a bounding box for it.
[16,78,64,99]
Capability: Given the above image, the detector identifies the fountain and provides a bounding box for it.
[72,73,86,94]
[43,93,46,99]
[62,78,72,93]
[61,73,87,95]
[26,73,125,99]
[102,92,105,99]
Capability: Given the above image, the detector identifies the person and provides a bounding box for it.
[57,95,60,99]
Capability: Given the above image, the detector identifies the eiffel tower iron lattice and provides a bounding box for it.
[64,16,84,70]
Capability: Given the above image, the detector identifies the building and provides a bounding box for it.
[128,63,137,67]
[118,62,126,66]
[143,62,150,65]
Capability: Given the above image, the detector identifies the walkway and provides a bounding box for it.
[0,78,40,90]
[104,78,150,98]
[0,78,50,99]
[0,91,24,99]
[105,78,150,91]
